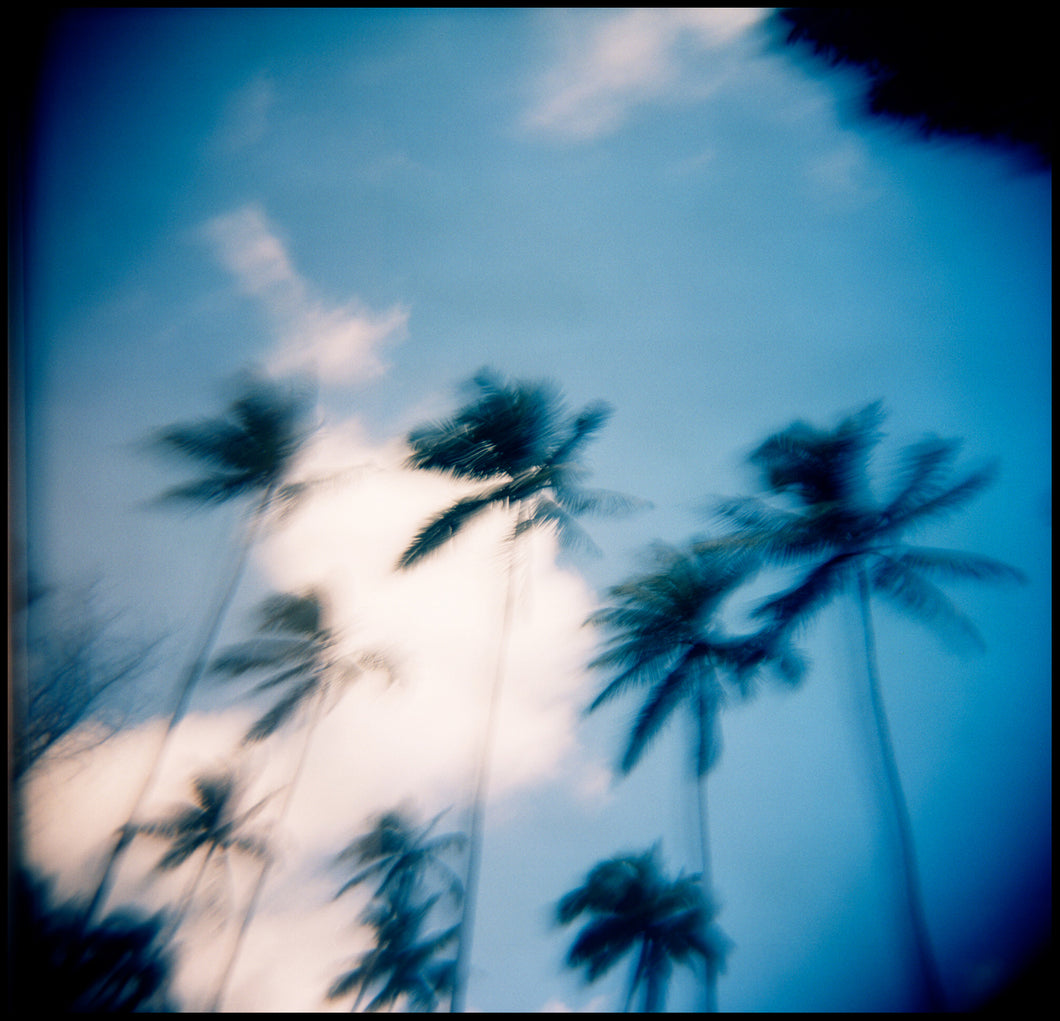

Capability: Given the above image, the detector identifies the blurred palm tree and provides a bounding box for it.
[329,807,466,1012]
[122,769,272,932]
[556,845,724,1013]
[12,867,177,1012]
[207,589,391,1010]
[398,368,638,1011]
[84,372,315,928]
[334,808,466,911]
[715,401,1025,1010]
[585,540,801,1010]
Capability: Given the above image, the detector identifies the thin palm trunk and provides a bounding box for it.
[208,685,326,1012]
[622,939,649,1012]
[856,565,946,1012]
[694,680,718,1014]
[83,486,274,928]
[450,521,523,1013]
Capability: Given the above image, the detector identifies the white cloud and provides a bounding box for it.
[203,205,408,383]
[524,8,767,140]
[23,415,601,1011]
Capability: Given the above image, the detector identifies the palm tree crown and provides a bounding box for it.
[398,368,637,568]
[715,401,1024,642]
[212,590,383,744]
[587,541,803,778]
[124,770,270,874]
[151,372,316,511]
[334,808,466,909]
[556,846,724,1013]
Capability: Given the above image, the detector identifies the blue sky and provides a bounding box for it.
[14,8,1051,1012]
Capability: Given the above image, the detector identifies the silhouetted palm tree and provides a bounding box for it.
[329,807,465,1012]
[12,867,177,1012]
[398,368,636,1011]
[334,808,466,911]
[585,540,801,1010]
[207,590,390,1010]
[556,845,723,1013]
[122,769,271,931]
[715,401,1025,1011]
[85,372,315,928]
[329,896,459,1012]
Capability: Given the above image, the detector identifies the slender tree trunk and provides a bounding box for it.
[694,678,719,1013]
[450,518,524,1013]
[208,687,327,1012]
[82,487,274,928]
[623,941,649,1012]
[855,565,946,1012]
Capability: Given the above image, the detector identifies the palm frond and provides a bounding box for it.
[243,677,319,742]
[887,545,1026,585]
[620,649,702,775]
[396,492,496,569]
[883,462,997,534]
[881,435,962,521]
[869,556,985,650]
[211,637,319,677]
[751,555,852,632]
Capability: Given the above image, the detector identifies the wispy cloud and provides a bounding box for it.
[213,74,276,153]
[523,8,767,140]
[204,205,408,384]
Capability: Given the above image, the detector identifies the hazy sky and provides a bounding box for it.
[14,8,1050,1013]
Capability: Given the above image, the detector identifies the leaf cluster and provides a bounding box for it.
[398,368,644,567]
[329,807,466,1012]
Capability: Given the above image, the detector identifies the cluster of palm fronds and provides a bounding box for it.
[11,369,1023,1012]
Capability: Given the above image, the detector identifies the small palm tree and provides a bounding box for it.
[329,895,459,1012]
[206,590,389,1010]
[122,769,271,930]
[715,402,1025,1010]
[329,807,466,1012]
[85,372,315,927]
[334,808,466,911]
[556,845,724,1013]
[585,540,801,1010]
[12,867,176,1012]
[398,368,638,1011]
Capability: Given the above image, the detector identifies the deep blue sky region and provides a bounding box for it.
[12,8,1050,1013]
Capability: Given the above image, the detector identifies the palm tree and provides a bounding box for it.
[585,540,801,1010]
[398,368,637,1011]
[122,769,272,933]
[333,808,466,911]
[329,895,460,1012]
[715,401,1026,1011]
[12,866,177,1012]
[206,589,389,1011]
[329,807,466,1012]
[556,845,723,1013]
[84,371,315,927]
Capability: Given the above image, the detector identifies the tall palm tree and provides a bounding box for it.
[556,845,723,1013]
[715,401,1025,1011]
[398,368,637,1011]
[329,807,466,1012]
[585,540,801,1010]
[206,589,389,1011]
[84,372,315,928]
[122,769,272,933]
